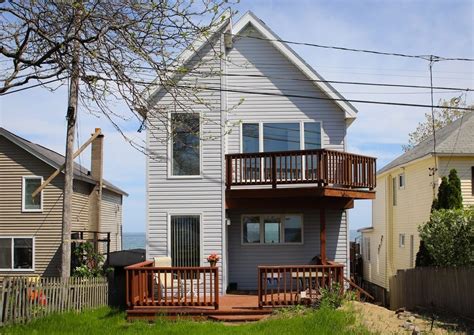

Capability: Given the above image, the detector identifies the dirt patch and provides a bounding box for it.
[345,301,471,334]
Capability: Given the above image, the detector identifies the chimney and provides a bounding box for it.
[89,128,103,238]
[91,128,104,182]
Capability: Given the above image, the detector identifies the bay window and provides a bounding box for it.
[242,214,303,245]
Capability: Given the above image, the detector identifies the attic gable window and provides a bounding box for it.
[22,176,43,212]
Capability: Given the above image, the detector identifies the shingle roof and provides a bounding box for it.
[378,111,474,175]
[0,127,127,196]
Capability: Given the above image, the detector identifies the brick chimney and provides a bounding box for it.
[89,128,104,235]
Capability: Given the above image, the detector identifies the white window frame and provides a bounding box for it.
[166,212,203,266]
[0,236,35,272]
[241,214,304,246]
[399,233,405,248]
[398,173,406,189]
[22,176,44,212]
[167,112,203,179]
[239,120,323,153]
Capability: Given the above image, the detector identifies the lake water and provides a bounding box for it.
[122,232,145,250]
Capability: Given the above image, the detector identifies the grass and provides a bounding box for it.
[0,305,374,335]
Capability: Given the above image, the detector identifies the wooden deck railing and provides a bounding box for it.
[125,261,219,309]
[257,264,344,307]
[226,149,376,190]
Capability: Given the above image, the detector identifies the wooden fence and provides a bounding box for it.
[0,277,108,326]
[389,267,474,319]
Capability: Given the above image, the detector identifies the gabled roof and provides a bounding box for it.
[144,11,358,124]
[232,11,358,124]
[378,111,474,175]
[0,127,128,196]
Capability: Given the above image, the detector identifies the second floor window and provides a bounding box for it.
[22,176,43,212]
[242,121,322,153]
[171,113,200,176]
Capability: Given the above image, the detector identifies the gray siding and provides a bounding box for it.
[146,35,226,290]
[227,209,347,290]
[226,25,346,154]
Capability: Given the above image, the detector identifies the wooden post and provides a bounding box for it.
[320,208,327,265]
[271,155,277,189]
[61,2,82,279]
[225,156,232,190]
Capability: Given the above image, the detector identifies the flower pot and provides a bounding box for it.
[209,261,217,267]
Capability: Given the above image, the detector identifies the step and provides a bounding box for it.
[208,314,269,322]
[127,308,273,316]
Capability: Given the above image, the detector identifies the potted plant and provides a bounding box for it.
[206,253,220,267]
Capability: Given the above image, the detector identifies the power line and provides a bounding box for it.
[0,77,69,96]
[174,84,474,111]
[137,68,473,92]
[231,33,474,62]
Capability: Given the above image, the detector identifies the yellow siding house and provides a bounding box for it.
[360,112,474,299]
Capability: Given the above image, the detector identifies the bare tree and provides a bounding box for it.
[1,0,235,277]
[403,96,474,152]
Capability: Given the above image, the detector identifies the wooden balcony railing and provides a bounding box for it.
[257,264,344,307]
[125,261,219,309]
[226,149,376,190]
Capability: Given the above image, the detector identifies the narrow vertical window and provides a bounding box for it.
[398,173,405,189]
[264,215,281,244]
[171,113,200,176]
[242,216,261,244]
[304,122,321,149]
[392,177,397,206]
[399,234,405,248]
[409,235,414,267]
[242,123,259,153]
[22,177,43,211]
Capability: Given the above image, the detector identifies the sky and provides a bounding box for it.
[1,0,473,233]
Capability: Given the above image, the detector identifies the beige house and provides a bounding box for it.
[0,127,127,277]
[360,112,474,300]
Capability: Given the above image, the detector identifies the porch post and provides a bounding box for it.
[320,208,327,264]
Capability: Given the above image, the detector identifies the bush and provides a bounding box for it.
[418,208,474,266]
[320,284,345,309]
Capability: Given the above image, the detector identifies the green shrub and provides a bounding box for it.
[320,284,345,309]
[418,208,474,266]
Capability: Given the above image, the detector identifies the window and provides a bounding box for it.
[242,123,260,153]
[409,235,414,267]
[471,166,473,196]
[392,177,397,206]
[263,123,300,152]
[170,215,200,266]
[241,121,322,153]
[171,113,200,176]
[398,173,405,189]
[304,122,322,149]
[399,234,405,248]
[0,237,34,270]
[242,214,303,244]
[364,237,371,261]
[22,176,43,212]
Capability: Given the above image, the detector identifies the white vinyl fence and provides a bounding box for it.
[0,277,108,326]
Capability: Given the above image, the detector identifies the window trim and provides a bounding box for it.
[166,212,203,266]
[167,112,203,179]
[22,176,44,212]
[239,120,323,153]
[0,236,35,272]
[399,233,406,248]
[241,214,304,246]
[392,177,397,206]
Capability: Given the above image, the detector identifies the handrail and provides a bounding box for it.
[343,276,374,301]
[225,149,376,190]
[125,262,219,310]
[257,264,344,307]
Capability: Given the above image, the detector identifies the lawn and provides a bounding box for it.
[0,305,374,335]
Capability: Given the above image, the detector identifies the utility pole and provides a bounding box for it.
[61,2,82,279]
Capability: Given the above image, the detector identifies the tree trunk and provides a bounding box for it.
[61,3,81,279]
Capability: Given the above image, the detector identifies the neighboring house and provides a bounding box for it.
[0,127,127,277]
[360,112,474,300]
[143,11,376,293]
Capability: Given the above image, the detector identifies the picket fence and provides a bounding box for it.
[0,277,108,326]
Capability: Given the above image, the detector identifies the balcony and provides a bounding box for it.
[225,149,376,209]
